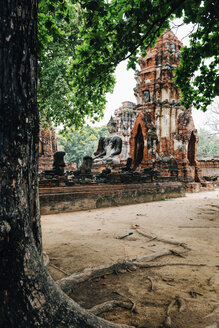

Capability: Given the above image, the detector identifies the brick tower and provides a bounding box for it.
[129,30,202,182]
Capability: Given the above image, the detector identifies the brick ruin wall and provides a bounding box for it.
[39,125,76,173]
[198,159,219,184]
[39,180,185,214]
[39,125,57,172]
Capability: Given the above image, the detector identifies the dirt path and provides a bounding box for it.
[42,190,219,328]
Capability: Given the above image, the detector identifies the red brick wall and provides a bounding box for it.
[39,125,57,172]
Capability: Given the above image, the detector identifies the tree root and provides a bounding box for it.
[133,228,191,251]
[135,262,205,269]
[49,263,70,276]
[43,251,49,266]
[204,305,219,318]
[164,297,186,327]
[169,249,186,258]
[57,250,174,292]
[88,300,137,315]
[167,297,186,314]
[133,249,184,262]
[57,251,206,293]
[145,276,154,291]
[43,252,71,276]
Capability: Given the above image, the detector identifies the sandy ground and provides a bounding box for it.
[42,190,219,328]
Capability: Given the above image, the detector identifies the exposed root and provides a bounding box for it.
[56,230,195,297]
[207,276,215,286]
[57,250,174,292]
[204,324,219,328]
[148,236,157,242]
[112,292,138,313]
[204,305,219,318]
[176,297,186,312]
[169,249,186,258]
[145,276,154,291]
[42,252,71,276]
[133,250,177,261]
[164,314,172,328]
[88,300,137,315]
[43,251,49,266]
[164,296,186,327]
[134,262,205,269]
[166,297,185,315]
[133,228,191,251]
[49,263,70,276]
[167,299,176,315]
[57,253,206,293]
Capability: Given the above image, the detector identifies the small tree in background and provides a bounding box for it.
[204,97,219,135]
[197,128,219,158]
[57,126,107,168]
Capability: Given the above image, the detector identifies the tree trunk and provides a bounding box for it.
[0,2,131,327]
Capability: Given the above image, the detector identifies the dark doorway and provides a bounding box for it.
[188,131,196,165]
[134,124,144,168]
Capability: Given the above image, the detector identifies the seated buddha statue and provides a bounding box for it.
[93,117,122,165]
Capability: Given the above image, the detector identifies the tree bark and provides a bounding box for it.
[0,2,132,327]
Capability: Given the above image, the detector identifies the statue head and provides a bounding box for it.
[107,116,117,134]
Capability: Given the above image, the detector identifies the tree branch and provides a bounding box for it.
[118,0,187,63]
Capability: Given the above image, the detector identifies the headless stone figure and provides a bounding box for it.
[93,117,122,165]
[43,151,65,175]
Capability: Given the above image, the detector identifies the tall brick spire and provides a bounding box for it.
[130,30,202,183]
[134,30,183,107]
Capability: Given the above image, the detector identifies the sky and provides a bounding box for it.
[90,19,210,131]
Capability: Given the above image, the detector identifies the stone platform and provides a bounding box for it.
[39,181,185,214]
[185,181,215,193]
[198,159,219,185]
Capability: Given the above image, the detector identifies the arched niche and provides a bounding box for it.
[133,124,144,168]
[188,131,196,166]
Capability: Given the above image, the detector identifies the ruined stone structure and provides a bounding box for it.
[38,30,214,215]
[39,179,184,214]
[198,159,219,185]
[39,125,77,173]
[113,101,137,160]
[39,124,57,172]
[130,30,202,184]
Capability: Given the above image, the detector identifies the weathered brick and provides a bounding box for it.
[129,30,203,183]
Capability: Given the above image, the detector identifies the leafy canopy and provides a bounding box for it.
[38,0,219,129]
[174,0,219,111]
